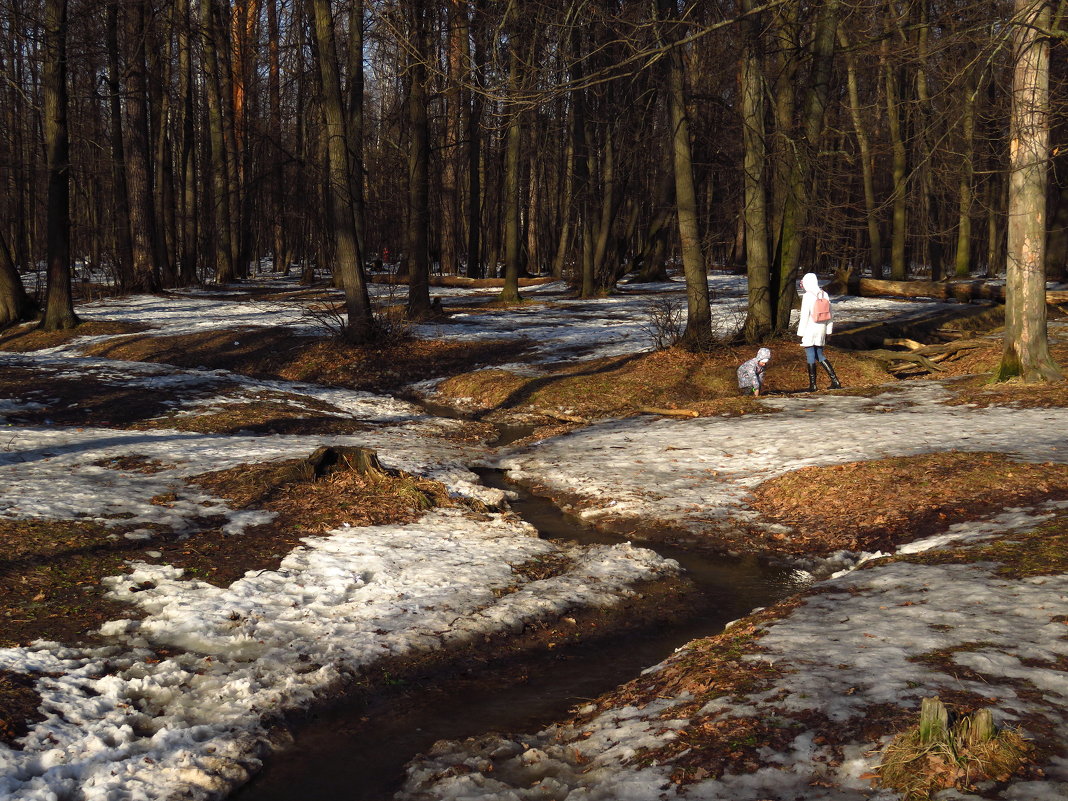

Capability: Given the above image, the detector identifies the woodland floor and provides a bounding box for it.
[2,284,1068,795]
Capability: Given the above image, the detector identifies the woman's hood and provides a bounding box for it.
[801,272,821,296]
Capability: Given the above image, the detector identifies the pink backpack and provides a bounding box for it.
[813,293,832,322]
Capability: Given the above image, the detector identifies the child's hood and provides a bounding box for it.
[756,347,771,363]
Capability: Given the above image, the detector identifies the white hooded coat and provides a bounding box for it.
[796,272,833,347]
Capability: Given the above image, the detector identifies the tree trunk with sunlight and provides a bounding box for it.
[996,0,1062,383]
[658,0,711,351]
[311,0,374,342]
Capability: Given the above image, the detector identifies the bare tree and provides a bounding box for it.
[996,0,1062,382]
[39,0,78,331]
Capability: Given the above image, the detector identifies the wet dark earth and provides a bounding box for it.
[233,470,806,801]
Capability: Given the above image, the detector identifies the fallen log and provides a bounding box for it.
[860,349,946,372]
[368,273,557,289]
[852,278,1068,305]
[637,406,700,418]
[883,337,927,351]
[544,410,587,424]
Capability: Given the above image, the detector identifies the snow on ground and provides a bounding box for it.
[0,508,676,801]
[2,275,1064,800]
[493,382,1068,540]
[396,505,1068,801]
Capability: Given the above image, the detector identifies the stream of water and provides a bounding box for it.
[233,461,805,801]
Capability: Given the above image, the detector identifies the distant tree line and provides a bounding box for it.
[0,0,1063,376]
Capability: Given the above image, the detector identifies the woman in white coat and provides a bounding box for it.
[797,272,842,391]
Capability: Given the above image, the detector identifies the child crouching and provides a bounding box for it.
[737,347,771,397]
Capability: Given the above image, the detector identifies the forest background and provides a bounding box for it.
[1,0,1065,377]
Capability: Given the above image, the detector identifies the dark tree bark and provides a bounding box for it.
[310,0,374,341]
[658,0,711,351]
[121,0,162,292]
[201,0,235,283]
[405,0,432,318]
[40,0,78,331]
[741,0,772,342]
[0,229,35,329]
[105,0,134,289]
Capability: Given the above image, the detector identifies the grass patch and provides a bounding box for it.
[749,452,1068,555]
[891,512,1068,578]
[433,344,890,422]
[877,697,1031,800]
[946,373,1068,408]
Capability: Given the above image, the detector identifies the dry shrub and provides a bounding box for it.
[877,697,1031,800]
[640,297,686,350]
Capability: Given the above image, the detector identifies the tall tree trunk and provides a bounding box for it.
[405,0,432,318]
[770,0,839,330]
[996,0,1062,382]
[40,0,78,330]
[176,0,199,284]
[106,0,134,289]
[122,0,162,292]
[954,69,979,277]
[500,86,524,302]
[465,0,485,279]
[440,0,465,276]
[201,0,235,283]
[347,0,365,259]
[149,13,177,286]
[499,25,524,304]
[551,132,575,279]
[635,143,674,283]
[658,0,711,350]
[310,0,373,341]
[585,127,617,296]
[0,230,35,329]
[839,27,881,278]
[742,0,772,342]
[267,0,286,274]
[883,35,908,281]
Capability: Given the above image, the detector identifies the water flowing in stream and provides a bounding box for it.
[233,462,806,801]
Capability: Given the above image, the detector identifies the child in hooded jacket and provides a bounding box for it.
[737,347,772,396]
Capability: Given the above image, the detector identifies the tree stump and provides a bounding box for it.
[302,445,387,479]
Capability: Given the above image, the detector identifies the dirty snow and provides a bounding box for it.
[1,271,1066,800]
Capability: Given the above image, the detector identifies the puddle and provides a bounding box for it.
[233,469,805,801]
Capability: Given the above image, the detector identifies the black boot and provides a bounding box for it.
[806,363,818,392]
[820,359,842,389]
